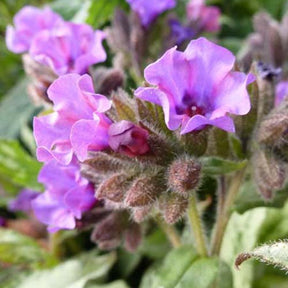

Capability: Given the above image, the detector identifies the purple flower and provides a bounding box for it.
[32,159,96,232]
[126,0,176,27]
[6,6,63,53]
[187,0,220,33]
[30,22,106,75]
[169,19,195,45]
[9,189,39,212]
[135,37,254,134]
[275,81,288,106]
[108,120,150,157]
[34,73,112,165]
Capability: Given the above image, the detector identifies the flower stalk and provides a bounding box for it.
[187,191,208,257]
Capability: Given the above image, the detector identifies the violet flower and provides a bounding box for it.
[135,37,254,134]
[187,0,220,33]
[108,120,150,157]
[9,189,39,212]
[6,6,63,53]
[169,19,195,45]
[32,159,95,232]
[30,22,106,75]
[275,81,288,107]
[126,0,176,27]
[34,73,112,165]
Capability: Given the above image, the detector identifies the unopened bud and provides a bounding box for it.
[96,173,131,202]
[125,175,162,207]
[97,239,121,251]
[161,193,188,224]
[123,223,142,252]
[253,150,286,199]
[93,68,124,96]
[168,157,201,196]
[180,130,208,156]
[257,112,288,145]
[91,212,128,243]
[108,120,150,157]
[132,205,152,223]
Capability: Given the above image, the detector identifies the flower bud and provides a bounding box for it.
[132,205,152,223]
[125,175,162,207]
[96,173,131,202]
[167,157,201,196]
[253,150,286,199]
[108,120,150,157]
[97,239,122,251]
[123,223,142,252]
[160,193,188,224]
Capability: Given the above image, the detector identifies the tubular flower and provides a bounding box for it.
[126,0,176,27]
[187,0,220,33]
[9,189,39,212]
[6,6,63,53]
[32,159,96,232]
[30,22,106,75]
[33,73,112,165]
[275,81,288,107]
[135,37,254,134]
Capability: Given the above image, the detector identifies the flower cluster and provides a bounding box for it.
[6,6,106,76]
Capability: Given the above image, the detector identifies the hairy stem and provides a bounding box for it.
[188,192,208,257]
[210,168,246,256]
[155,216,182,248]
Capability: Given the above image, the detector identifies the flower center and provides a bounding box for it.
[184,105,204,117]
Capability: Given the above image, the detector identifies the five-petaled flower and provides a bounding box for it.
[33,73,112,165]
[32,159,95,232]
[135,37,254,134]
[6,6,63,53]
[126,0,176,27]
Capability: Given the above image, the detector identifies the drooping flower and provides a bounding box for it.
[135,37,254,134]
[275,81,288,106]
[9,189,40,212]
[187,0,220,33]
[6,6,63,53]
[108,120,150,157]
[32,159,96,232]
[30,22,106,75]
[126,0,176,27]
[34,73,112,165]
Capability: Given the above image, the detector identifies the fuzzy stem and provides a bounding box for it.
[210,169,246,256]
[49,232,62,259]
[188,192,208,257]
[155,216,182,248]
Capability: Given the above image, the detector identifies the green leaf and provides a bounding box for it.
[85,280,130,288]
[235,240,288,271]
[0,78,35,139]
[18,251,116,288]
[234,178,288,214]
[201,157,247,175]
[0,228,55,268]
[140,245,198,288]
[50,0,85,20]
[86,0,128,28]
[220,208,269,288]
[0,140,43,191]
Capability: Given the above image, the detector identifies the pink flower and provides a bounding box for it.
[135,37,254,134]
[187,0,220,33]
[32,160,95,232]
[6,6,63,53]
[108,120,150,157]
[275,81,288,106]
[30,22,106,75]
[34,74,111,165]
[126,0,176,27]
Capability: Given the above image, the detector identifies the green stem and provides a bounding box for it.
[155,216,182,248]
[210,168,246,256]
[49,232,62,259]
[188,192,208,257]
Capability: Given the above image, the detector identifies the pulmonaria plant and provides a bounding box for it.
[9,189,39,213]
[6,6,63,53]
[275,81,288,106]
[136,37,254,134]
[126,0,176,27]
[33,73,112,165]
[32,159,96,232]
